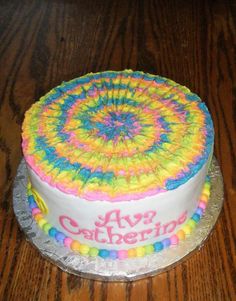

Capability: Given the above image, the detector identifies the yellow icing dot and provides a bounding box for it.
[202,187,210,197]
[182,224,192,235]
[79,244,90,255]
[27,181,32,191]
[136,246,145,257]
[38,218,47,228]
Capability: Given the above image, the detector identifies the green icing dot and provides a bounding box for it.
[145,245,154,254]
[188,219,196,229]
[89,247,99,257]
[43,223,52,234]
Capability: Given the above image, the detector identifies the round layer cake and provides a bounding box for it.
[22,70,214,259]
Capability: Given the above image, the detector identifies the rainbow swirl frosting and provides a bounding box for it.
[22,70,214,202]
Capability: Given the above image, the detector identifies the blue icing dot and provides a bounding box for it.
[196,208,203,216]
[28,195,37,208]
[28,195,35,204]
[162,238,171,248]
[49,228,58,237]
[109,250,118,260]
[154,242,163,252]
[55,232,66,243]
[99,249,110,258]
[29,203,37,209]
[192,213,200,223]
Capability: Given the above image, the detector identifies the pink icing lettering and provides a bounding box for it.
[79,229,94,240]
[139,228,153,241]
[106,226,123,244]
[143,211,157,224]
[94,228,107,243]
[123,232,138,244]
[59,215,80,235]
[162,221,177,235]
[59,210,189,246]
[178,211,187,224]
[95,209,125,228]
[122,213,143,227]
[154,222,161,237]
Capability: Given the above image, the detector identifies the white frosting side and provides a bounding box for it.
[27,157,210,250]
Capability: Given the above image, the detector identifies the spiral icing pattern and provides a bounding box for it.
[22,70,214,201]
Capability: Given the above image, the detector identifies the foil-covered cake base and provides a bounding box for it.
[13,158,224,281]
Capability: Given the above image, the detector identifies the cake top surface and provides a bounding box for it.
[22,70,214,202]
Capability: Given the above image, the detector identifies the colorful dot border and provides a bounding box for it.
[27,177,211,260]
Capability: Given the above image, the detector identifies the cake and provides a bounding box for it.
[22,70,214,260]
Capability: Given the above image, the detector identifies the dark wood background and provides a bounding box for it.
[0,0,235,300]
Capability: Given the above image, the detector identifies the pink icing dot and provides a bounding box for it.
[32,208,41,215]
[198,201,207,210]
[64,237,73,248]
[118,250,128,259]
[170,234,179,245]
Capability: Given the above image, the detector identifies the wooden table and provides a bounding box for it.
[0,1,235,300]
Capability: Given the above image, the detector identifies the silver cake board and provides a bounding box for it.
[13,158,224,281]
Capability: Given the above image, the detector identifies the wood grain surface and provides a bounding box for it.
[0,0,235,300]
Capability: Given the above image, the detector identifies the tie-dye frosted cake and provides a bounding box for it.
[22,70,214,259]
